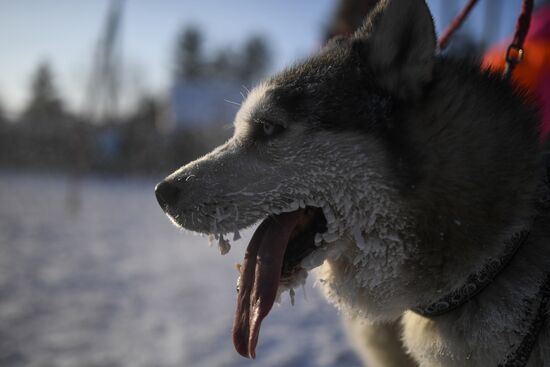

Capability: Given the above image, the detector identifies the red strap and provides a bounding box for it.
[504,0,534,79]
[438,0,480,50]
[438,0,534,79]
[513,0,534,50]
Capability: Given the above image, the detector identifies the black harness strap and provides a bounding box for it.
[498,273,550,367]
[412,230,529,317]
[412,154,550,366]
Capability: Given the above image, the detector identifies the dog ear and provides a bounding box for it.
[353,0,436,99]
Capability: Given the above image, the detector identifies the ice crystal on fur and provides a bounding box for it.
[161,79,420,321]
[218,234,231,255]
[276,267,308,304]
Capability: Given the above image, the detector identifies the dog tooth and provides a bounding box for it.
[325,223,335,234]
[323,207,335,223]
[302,250,326,270]
[322,232,339,243]
[326,218,337,228]
[314,233,323,246]
[208,235,215,246]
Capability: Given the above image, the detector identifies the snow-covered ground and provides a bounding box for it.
[0,172,361,367]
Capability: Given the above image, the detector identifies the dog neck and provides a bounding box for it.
[411,228,530,317]
[413,171,550,318]
[319,154,550,324]
[498,273,550,367]
[400,166,550,366]
[412,226,549,367]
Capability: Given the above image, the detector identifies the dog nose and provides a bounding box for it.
[155,180,180,208]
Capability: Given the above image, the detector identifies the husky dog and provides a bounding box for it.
[155,0,550,365]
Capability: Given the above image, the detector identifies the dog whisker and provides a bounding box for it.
[224,99,241,107]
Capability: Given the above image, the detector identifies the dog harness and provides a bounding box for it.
[412,155,550,366]
[411,229,530,317]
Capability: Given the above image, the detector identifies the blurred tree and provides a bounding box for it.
[0,96,6,125]
[174,26,205,80]
[173,25,270,83]
[22,61,64,124]
[210,48,236,80]
[238,36,271,84]
[131,94,159,130]
[123,94,160,173]
[0,95,6,169]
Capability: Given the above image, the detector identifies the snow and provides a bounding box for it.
[0,172,360,367]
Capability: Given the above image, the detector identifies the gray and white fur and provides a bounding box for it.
[155,0,550,365]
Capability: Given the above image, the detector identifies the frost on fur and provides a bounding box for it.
[157,80,419,316]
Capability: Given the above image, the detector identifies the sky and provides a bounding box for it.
[0,0,335,116]
[0,0,542,116]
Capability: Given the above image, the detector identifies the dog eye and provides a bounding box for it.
[261,120,284,137]
[263,121,275,135]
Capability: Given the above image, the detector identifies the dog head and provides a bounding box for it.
[156,0,435,242]
[156,0,436,357]
[155,0,540,359]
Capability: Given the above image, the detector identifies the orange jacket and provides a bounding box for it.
[483,6,550,143]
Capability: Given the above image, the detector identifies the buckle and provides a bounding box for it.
[505,44,524,66]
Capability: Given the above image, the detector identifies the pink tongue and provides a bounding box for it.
[232,211,302,359]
